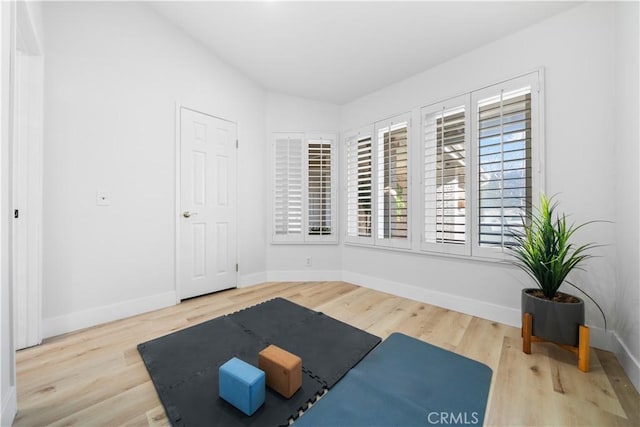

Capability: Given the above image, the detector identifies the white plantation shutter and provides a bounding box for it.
[422,96,470,255]
[342,72,541,258]
[306,135,336,241]
[472,72,540,257]
[374,114,411,249]
[272,132,337,243]
[273,133,304,242]
[346,128,374,244]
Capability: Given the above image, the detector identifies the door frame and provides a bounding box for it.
[174,103,239,303]
[12,1,43,349]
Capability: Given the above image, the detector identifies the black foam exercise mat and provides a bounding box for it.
[137,297,381,426]
[229,297,382,387]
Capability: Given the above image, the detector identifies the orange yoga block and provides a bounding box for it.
[258,344,302,398]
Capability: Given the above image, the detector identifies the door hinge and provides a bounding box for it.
[14,209,19,219]
[235,263,238,272]
[236,139,238,149]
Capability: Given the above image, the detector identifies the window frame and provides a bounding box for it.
[305,132,338,243]
[272,132,305,243]
[420,94,472,256]
[271,131,338,244]
[342,70,544,262]
[373,113,412,250]
[344,126,375,246]
[471,72,543,260]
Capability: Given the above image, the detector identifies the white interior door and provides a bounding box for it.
[179,108,237,299]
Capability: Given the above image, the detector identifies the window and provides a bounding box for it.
[272,132,337,243]
[472,73,540,258]
[376,118,409,245]
[476,89,532,248]
[346,127,374,245]
[419,71,541,259]
[421,95,471,255]
[273,133,303,241]
[344,71,542,259]
[345,114,411,249]
[307,138,333,237]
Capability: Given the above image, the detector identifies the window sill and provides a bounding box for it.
[271,240,339,246]
[343,241,514,266]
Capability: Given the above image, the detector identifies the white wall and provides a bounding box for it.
[613,1,640,390]
[0,2,17,424]
[265,93,343,280]
[262,1,639,392]
[341,3,618,341]
[30,0,640,395]
[42,1,266,336]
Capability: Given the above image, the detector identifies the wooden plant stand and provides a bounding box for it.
[521,312,590,372]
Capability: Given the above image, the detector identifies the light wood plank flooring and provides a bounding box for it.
[14,281,640,426]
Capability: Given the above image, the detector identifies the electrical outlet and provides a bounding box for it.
[96,192,111,206]
[305,257,312,267]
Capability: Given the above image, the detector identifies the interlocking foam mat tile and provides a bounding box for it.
[137,297,381,427]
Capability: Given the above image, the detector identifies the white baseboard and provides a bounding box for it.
[238,272,268,288]
[612,331,640,393]
[588,325,614,352]
[266,270,342,283]
[36,270,639,395]
[342,271,618,351]
[43,291,177,338]
[0,385,16,427]
[343,271,521,328]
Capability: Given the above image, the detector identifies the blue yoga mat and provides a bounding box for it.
[295,332,492,427]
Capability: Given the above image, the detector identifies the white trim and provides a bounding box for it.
[588,325,614,351]
[271,131,339,244]
[345,70,546,262]
[0,385,16,427]
[266,270,343,283]
[32,265,639,394]
[373,112,412,250]
[272,132,306,243]
[341,270,622,355]
[344,125,375,246]
[42,291,176,338]
[1,2,18,425]
[536,68,546,194]
[471,71,542,260]
[271,241,340,246]
[305,132,338,243]
[344,68,547,157]
[238,272,269,288]
[611,331,640,393]
[420,94,471,256]
[11,0,44,352]
[174,102,181,303]
[343,270,520,327]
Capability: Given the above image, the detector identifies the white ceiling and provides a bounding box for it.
[151,1,579,105]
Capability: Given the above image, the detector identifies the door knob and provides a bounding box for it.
[183,211,198,218]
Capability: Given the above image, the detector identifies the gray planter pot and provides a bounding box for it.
[521,288,585,347]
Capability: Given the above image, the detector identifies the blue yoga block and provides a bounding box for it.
[219,357,265,416]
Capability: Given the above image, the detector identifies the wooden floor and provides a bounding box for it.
[14,281,640,426]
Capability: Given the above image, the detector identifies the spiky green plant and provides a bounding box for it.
[509,194,606,328]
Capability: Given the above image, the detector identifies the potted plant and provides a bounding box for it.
[508,194,606,347]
